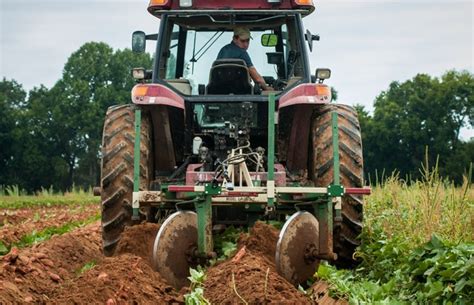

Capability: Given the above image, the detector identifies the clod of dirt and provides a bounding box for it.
[238,221,279,264]
[51,253,183,304]
[204,251,311,304]
[114,222,160,266]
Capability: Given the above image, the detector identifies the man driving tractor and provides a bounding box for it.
[217,27,271,91]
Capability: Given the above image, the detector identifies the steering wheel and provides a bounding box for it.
[253,82,263,95]
[272,78,287,91]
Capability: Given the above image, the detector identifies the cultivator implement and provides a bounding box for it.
[129,95,370,288]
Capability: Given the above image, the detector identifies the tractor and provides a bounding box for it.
[98,0,370,289]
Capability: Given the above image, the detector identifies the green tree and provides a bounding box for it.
[51,42,153,189]
[357,70,474,183]
[0,79,26,186]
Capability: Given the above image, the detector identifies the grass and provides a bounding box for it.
[0,213,100,255]
[76,260,97,275]
[0,185,99,209]
[315,160,473,304]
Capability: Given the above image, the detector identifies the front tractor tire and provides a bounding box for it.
[100,104,151,256]
[310,103,364,267]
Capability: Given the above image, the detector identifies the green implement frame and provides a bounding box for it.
[132,97,367,259]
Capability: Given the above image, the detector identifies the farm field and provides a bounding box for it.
[0,173,472,304]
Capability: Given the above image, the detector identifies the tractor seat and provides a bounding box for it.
[206,59,253,95]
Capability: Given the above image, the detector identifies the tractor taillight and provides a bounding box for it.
[132,85,148,98]
[131,85,161,100]
[314,84,331,97]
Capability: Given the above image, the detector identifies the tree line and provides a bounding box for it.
[1,42,152,191]
[1,42,472,192]
[356,71,473,184]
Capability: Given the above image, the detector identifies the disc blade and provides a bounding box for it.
[275,211,320,286]
[153,211,197,289]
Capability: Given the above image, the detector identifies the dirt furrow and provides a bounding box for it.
[0,222,102,303]
[0,203,97,227]
[0,204,100,248]
[0,218,345,304]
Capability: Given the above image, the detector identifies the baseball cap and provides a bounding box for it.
[234,27,252,40]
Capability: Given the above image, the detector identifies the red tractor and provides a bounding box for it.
[99,0,369,289]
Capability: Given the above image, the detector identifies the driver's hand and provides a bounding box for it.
[260,82,271,91]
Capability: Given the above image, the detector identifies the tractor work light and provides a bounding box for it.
[179,0,192,7]
[315,68,331,83]
[132,68,146,80]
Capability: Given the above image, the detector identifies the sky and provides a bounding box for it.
[1,0,473,138]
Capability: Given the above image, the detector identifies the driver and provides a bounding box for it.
[217,27,271,91]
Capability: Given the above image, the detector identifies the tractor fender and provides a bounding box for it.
[131,83,185,109]
[278,83,331,109]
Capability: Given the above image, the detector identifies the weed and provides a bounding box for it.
[77,260,97,275]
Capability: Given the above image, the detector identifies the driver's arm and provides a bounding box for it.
[249,67,271,91]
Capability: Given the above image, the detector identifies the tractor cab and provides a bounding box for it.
[132,0,319,97]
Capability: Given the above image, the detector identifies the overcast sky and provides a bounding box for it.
[1,0,473,138]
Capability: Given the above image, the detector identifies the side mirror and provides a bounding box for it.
[132,31,146,53]
[305,29,320,52]
[261,34,278,47]
[315,68,331,83]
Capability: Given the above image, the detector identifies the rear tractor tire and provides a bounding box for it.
[310,103,364,267]
[100,104,151,256]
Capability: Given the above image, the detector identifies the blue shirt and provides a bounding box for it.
[217,41,254,68]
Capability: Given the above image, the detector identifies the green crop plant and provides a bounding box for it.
[184,266,211,305]
[213,226,243,261]
[314,159,473,304]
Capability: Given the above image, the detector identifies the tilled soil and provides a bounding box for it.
[0,209,346,304]
[0,203,98,227]
[0,222,102,303]
[114,222,160,266]
[51,254,183,304]
[205,222,309,303]
[0,204,99,247]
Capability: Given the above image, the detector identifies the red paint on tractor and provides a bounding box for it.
[148,0,315,16]
[278,83,331,109]
[345,187,371,195]
[131,84,185,109]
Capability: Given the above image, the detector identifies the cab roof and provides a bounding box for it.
[148,0,315,18]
